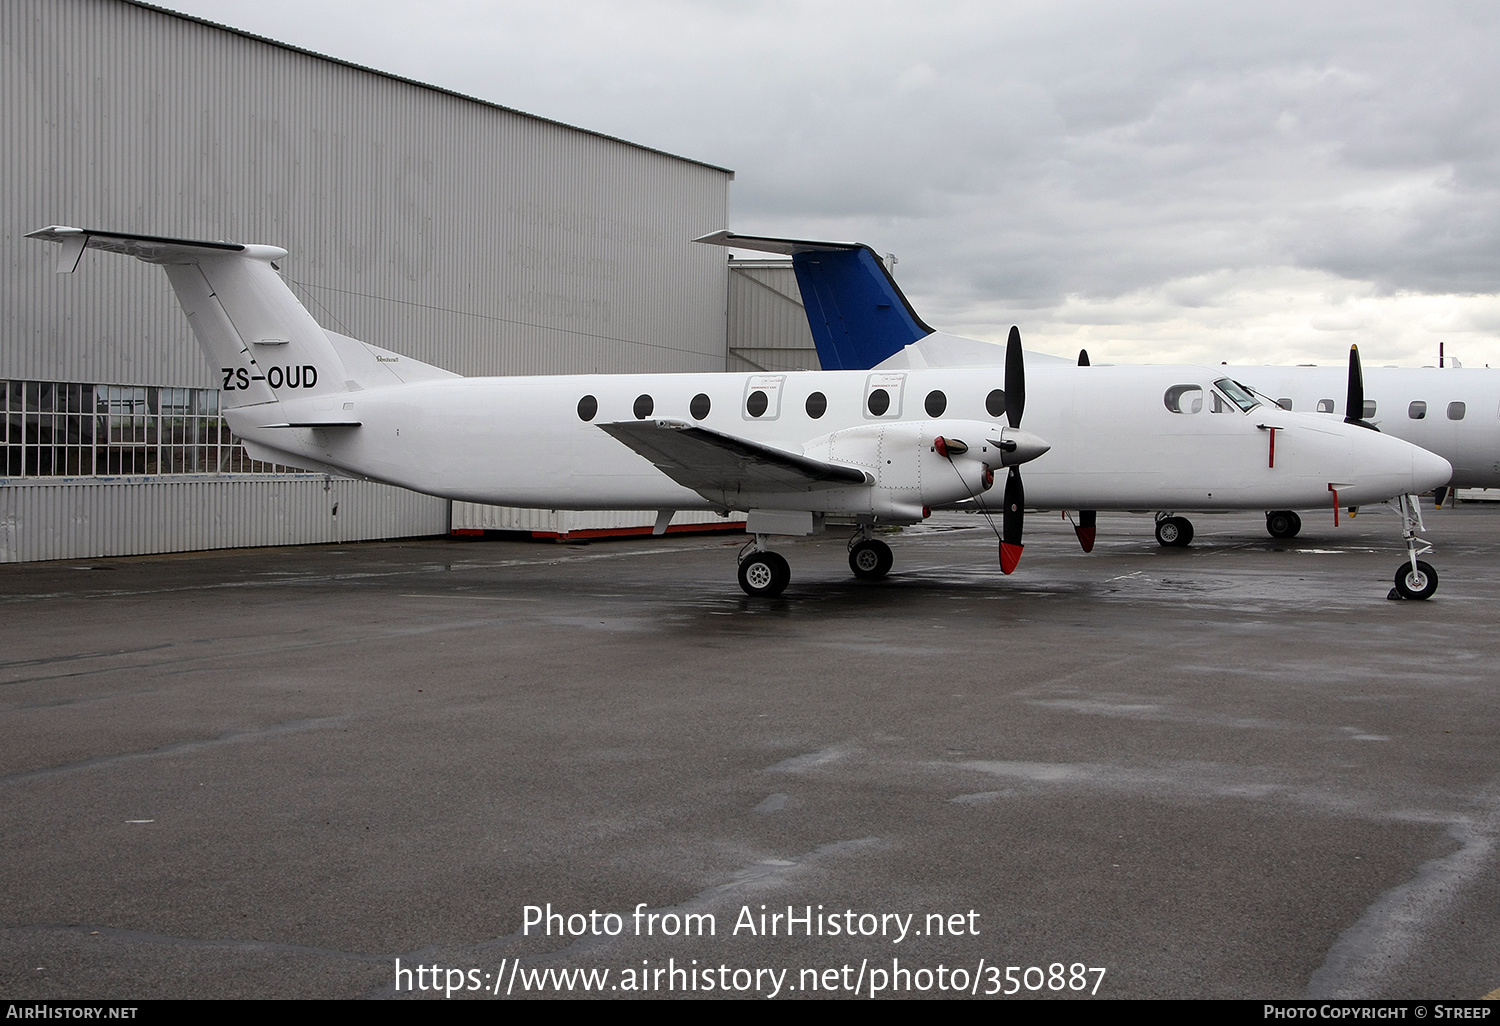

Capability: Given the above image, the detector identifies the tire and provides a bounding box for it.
[765,551,791,593]
[1266,510,1302,539]
[1393,560,1438,600]
[1155,516,1193,547]
[739,551,789,597]
[848,539,894,580]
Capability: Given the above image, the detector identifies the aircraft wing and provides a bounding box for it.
[598,420,870,496]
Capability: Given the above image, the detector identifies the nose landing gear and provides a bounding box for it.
[1387,493,1438,600]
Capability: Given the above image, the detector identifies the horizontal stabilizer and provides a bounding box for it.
[25,226,271,269]
[695,230,931,371]
[599,419,870,498]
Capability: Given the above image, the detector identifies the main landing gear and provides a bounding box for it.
[848,528,893,580]
[736,525,899,597]
[738,537,791,597]
[1387,493,1438,600]
[1154,513,1194,547]
[1265,510,1302,539]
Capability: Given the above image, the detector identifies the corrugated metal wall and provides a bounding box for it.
[726,259,821,373]
[0,476,449,562]
[1,0,736,562]
[3,0,731,385]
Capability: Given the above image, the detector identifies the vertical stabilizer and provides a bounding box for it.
[695,230,932,370]
[27,226,351,409]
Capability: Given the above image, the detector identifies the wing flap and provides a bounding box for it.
[598,420,869,496]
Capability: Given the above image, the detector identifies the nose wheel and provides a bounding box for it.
[1391,560,1438,600]
[848,538,894,580]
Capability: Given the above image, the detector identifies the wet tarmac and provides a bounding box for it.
[2,504,1499,999]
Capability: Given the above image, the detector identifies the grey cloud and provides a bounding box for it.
[154,0,1500,353]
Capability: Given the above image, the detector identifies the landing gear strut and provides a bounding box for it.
[1154,513,1194,547]
[738,534,790,597]
[1387,494,1438,600]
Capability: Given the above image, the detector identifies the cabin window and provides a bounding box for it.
[924,390,947,417]
[633,394,654,419]
[1448,401,1466,421]
[1277,398,1293,410]
[867,388,891,416]
[805,391,827,419]
[746,390,769,417]
[690,393,710,419]
[577,395,598,422]
[1409,401,1427,419]
[1362,400,1377,419]
[1163,384,1203,414]
[1317,398,1335,413]
[985,388,1006,418]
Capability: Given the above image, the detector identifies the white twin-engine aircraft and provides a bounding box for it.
[28,226,1451,598]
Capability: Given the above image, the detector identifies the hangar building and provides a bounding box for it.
[2,0,814,561]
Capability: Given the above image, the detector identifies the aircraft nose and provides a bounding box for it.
[1411,445,1453,494]
[990,427,1051,467]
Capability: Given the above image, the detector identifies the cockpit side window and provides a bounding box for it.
[1164,384,1203,414]
[1213,378,1260,413]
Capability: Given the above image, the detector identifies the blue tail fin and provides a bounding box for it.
[695,231,932,370]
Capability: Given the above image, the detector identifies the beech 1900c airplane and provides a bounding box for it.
[28,226,1451,598]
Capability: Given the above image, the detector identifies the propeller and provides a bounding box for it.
[1073,509,1097,553]
[1001,326,1027,574]
[1345,344,1379,431]
[1071,348,1095,550]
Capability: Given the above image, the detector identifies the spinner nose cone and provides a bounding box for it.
[992,427,1051,467]
[1411,445,1453,494]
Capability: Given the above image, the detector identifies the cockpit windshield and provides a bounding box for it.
[1214,378,1260,413]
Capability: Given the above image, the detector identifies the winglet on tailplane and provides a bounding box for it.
[695,230,934,371]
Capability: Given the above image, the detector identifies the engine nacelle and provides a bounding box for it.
[803,419,1004,521]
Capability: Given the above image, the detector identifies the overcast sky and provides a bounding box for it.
[151,0,1500,367]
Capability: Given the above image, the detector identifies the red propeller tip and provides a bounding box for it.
[1000,542,1024,575]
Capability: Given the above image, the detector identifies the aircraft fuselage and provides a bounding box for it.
[233,363,1450,520]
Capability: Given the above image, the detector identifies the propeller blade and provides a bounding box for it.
[1077,348,1090,367]
[1005,325,1025,429]
[1345,344,1378,430]
[1074,509,1097,553]
[1000,466,1025,574]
